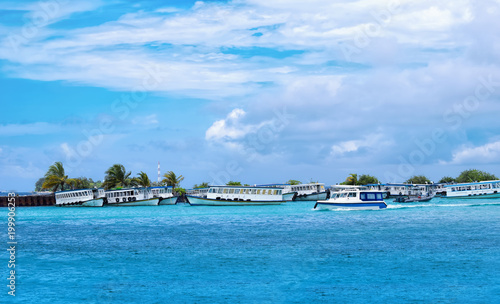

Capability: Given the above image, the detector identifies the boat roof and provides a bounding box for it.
[256,183,324,187]
[333,188,384,193]
[444,180,500,187]
[106,187,149,192]
[55,188,103,193]
[209,185,284,189]
[149,186,173,189]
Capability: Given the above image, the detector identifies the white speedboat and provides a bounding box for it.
[105,188,159,206]
[150,186,178,205]
[444,180,500,199]
[314,187,387,210]
[186,185,294,206]
[55,188,105,207]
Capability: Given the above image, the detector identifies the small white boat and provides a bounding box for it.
[105,188,159,206]
[444,180,500,199]
[55,188,105,207]
[314,187,387,210]
[150,186,178,205]
[186,185,293,206]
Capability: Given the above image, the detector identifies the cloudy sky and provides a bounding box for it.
[1,0,500,191]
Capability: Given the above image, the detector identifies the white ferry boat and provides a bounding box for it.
[314,187,387,210]
[55,188,105,207]
[186,187,209,198]
[444,180,500,199]
[105,188,159,206]
[258,183,326,201]
[186,185,295,206]
[380,183,434,197]
[150,186,177,205]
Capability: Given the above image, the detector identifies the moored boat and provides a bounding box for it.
[186,185,293,206]
[393,194,435,203]
[186,187,209,198]
[105,188,159,206]
[314,187,387,210]
[55,188,105,207]
[266,183,327,201]
[444,180,500,199]
[150,186,178,205]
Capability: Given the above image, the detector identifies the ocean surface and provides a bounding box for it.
[1,198,499,303]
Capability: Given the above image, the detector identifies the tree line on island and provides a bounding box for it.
[36,162,499,193]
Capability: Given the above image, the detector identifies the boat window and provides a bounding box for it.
[257,189,261,195]
[367,193,376,200]
[223,189,228,194]
[273,190,277,195]
[278,190,282,195]
[229,189,234,194]
[360,193,366,200]
[348,192,356,198]
[251,189,256,194]
[376,193,382,200]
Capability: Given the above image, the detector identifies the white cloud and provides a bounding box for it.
[155,7,182,14]
[1,0,492,99]
[445,141,500,164]
[132,114,159,125]
[330,134,392,157]
[0,122,61,136]
[205,108,250,141]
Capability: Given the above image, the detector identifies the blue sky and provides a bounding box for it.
[1,0,500,191]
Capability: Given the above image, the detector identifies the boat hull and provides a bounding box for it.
[186,196,285,206]
[159,196,178,205]
[293,192,328,201]
[283,192,297,201]
[56,198,104,207]
[107,198,159,206]
[314,201,387,210]
[444,192,500,199]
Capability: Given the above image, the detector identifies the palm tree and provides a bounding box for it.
[103,164,132,189]
[193,182,209,189]
[67,177,92,190]
[133,171,151,188]
[345,173,358,185]
[161,171,184,193]
[42,162,71,192]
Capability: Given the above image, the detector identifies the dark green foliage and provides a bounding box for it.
[406,175,431,184]
[455,169,498,183]
[438,176,455,184]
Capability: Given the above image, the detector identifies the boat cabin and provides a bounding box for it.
[105,188,153,204]
[207,186,283,201]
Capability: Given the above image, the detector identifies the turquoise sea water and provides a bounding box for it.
[1,198,499,303]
